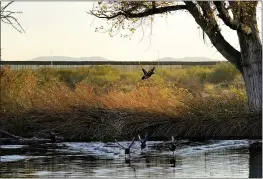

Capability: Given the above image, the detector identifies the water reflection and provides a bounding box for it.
[170,157,176,167]
[0,141,261,178]
[249,142,262,178]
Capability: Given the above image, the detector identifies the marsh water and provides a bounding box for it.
[0,140,262,178]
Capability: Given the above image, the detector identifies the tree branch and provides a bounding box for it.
[197,2,215,21]
[1,1,14,12]
[213,1,252,35]
[90,1,243,72]
[183,2,210,31]
[184,1,242,72]
[89,5,187,19]
[1,1,25,33]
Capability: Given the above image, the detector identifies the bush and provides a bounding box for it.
[57,69,89,88]
[207,62,240,83]
[186,66,212,83]
[81,65,121,90]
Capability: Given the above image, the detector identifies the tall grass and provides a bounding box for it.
[1,62,257,140]
[0,62,245,114]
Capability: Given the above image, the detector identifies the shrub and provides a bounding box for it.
[207,62,240,83]
[57,69,89,89]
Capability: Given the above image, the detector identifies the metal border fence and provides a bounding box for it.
[0,61,221,65]
[0,61,223,72]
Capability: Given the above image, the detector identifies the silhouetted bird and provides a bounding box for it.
[170,136,176,155]
[140,65,155,80]
[49,132,56,143]
[115,137,136,158]
[138,133,148,150]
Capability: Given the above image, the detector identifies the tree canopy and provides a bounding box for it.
[89,1,261,73]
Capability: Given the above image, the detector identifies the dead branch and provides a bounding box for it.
[1,1,25,33]
[0,129,22,139]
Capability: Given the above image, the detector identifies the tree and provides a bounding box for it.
[1,1,25,33]
[89,1,262,113]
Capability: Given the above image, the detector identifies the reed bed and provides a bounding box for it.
[0,63,261,141]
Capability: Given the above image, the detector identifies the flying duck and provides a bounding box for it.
[140,65,155,80]
[138,133,148,150]
[115,137,136,158]
[170,136,176,155]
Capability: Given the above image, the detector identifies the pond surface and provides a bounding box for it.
[0,140,261,178]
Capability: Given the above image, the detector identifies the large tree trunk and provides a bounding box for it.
[237,6,262,113]
[174,2,262,112]
[242,53,262,112]
[240,46,262,113]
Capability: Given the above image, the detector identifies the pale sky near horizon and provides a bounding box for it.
[1,1,262,61]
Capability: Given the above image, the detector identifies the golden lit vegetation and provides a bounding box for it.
[0,63,245,114]
[0,63,260,140]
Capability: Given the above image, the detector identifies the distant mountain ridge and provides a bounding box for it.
[30,56,110,61]
[157,57,223,62]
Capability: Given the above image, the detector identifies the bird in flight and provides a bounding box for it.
[138,133,148,150]
[170,136,176,155]
[139,64,155,80]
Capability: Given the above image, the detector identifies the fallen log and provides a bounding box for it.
[0,129,22,139]
[1,137,64,145]
[0,129,64,145]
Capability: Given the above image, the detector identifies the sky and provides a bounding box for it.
[1,1,262,61]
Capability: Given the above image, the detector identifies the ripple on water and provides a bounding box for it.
[0,140,260,178]
[0,155,26,162]
[0,145,27,149]
[54,140,254,160]
[57,141,164,159]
